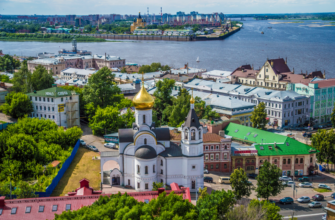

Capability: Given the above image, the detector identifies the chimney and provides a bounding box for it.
[219,130,225,137]
[252,64,254,70]
[271,61,274,67]
[293,68,294,74]
[323,70,326,78]
[158,188,165,195]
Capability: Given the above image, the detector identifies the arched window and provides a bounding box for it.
[145,166,148,174]
[185,129,188,139]
[283,159,286,164]
[143,115,146,124]
[199,130,202,139]
[144,138,147,145]
[137,165,140,174]
[224,145,227,150]
[274,159,277,163]
[300,158,303,164]
[295,158,298,164]
[153,165,155,173]
[191,130,195,140]
[161,160,163,166]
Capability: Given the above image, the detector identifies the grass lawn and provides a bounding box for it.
[314,188,332,193]
[51,146,101,196]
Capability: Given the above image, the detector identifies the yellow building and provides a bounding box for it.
[131,12,146,33]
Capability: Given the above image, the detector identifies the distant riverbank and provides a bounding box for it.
[0,33,106,42]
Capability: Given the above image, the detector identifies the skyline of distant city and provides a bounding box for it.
[1,0,334,15]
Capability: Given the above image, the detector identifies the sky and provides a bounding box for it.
[0,0,334,15]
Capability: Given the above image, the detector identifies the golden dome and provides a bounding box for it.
[133,75,154,110]
[190,88,195,104]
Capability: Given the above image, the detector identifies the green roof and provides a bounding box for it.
[27,87,74,97]
[224,123,317,156]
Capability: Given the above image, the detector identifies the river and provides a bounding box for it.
[1,19,335,76]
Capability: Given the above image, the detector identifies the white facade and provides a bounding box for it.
[101,95,204,192]
[133,29,163,35]
[60,68,97,81]
[28,87,80,128]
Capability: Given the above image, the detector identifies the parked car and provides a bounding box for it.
[204,176,213,183]
[104,143,116,149]
[299,182,313,188]
[298,177,310,182]
[318,184,331,190]
[88,145,99,152]
[218,177,231,184]
[248,173,258,179]
[331,193,335,198]
[287,181,295,187]
[282,181,288,186]
[303,132,312,138]
[297,196,310,203]
[312,194,324,201]
[204,169,209,174]
[279,197,294,204]
[80,139,86,146]
[279,176,292,181]
[308,201,322,208]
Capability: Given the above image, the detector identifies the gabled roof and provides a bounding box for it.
[267,58,291,75]
[26,87,75,97]
[183,109,201,128]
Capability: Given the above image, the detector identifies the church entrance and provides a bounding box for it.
[112,176,120,185]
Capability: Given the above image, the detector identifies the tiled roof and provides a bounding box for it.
[203,133,223,142]
[268,58,291,75]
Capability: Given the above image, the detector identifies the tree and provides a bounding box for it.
[311,129,335,171]
[255,161,284,201]
[198,187,208,200]
[121,108,135,128]
[167,88,191,127]
[12,60,32,93]
[0,92,33,118]
[152,182,164,191]
[249,199,282,220]
[226,203,267,220]
[83,67,123,109]
[89,106,123,135]
[121,67,127,73]
[250,102,267,129]
[31,65,55,91]
[230,168,253,200]
[194,97,220,120]
[196,189,236,220]
[330,105,335,128]
[13,181,37,199]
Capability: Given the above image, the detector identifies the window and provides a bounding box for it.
[153,165,155,173]
[184,129,188,139]
[224,153,227,159]
[48,107,50,111]
[43,97,45,102]
[52,115,55,119]
[205,155,208,160]
[143,115,146,124]
[224,164,227,169]
[205,146,208,150]
[144,138,147,145]
[40,106,42,110]
[191,130,195,140]
[260,160,263,163]
[44,106,46,110]
[300,158,303,164]
[52,107,54,111]
[137,182,140,188]
[288,159,291,164]
[36,106,38,110]
[224,145,227,150]
[11,207,17,214]
[192,180,195,189]
[145,183,149,189]
[295,158,298,164]
[25,206,31,213]
[44,114,46,118]
[39,206,44,212]
[199,130,201,139]
[128,179,130,185]
[210,155,214,160]
[274,159,277,163]
[35,97,37,101]
[145,166,148,174]
[310,157,313,163]
[210,165,213,169]
[61,98,63,102]
[161,169,163,174]
[205,165,208,169]
[137,165,140,174]
[161,160,163,166]
[39,97,41,101]
[216,164,219,169]
[211,146,214,150]
[216,145,219,149]
[161,179,163,183]
[66,204,71,211]
[47,98,49,102]
[216,154,219,160]
[70,96,72,100]
[51,98,54,102]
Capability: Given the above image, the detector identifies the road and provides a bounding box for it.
[279,197,331,219]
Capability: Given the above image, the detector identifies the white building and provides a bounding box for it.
[202,70,232,80]
[163,29,194,36]
[60,68,97,81]
[133,29,163,35]
[27,86,80,128]
[100,81,204,192]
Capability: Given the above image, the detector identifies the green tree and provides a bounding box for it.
[0,181,11,198]
[249,199,282,220]
[138,65,151,73]
[0,92,33,118]
[226,203,267,220]
[311,129,335,171]
[167,88,190,127]
[83,66,123,109]
[12,60,32,93]
[230,168,253,200]
[0,74,11,82]
[31,65,55,91]
[121,108,135,128]
[152,182,164,191]
[194,96,220,120]
[250,102,267,129]
[196,189,236,220]
[121,67,127,73]
[331,105,335,128]
[198,187,208,200]
[89,106,123,135]
[255,161,284,201]
[13,181,37,199]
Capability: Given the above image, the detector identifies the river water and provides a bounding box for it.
[1,19,335,76]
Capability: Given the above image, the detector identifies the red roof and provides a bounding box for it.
[268,58,291,75]
[0,182,190,220]
[310,78,335,88]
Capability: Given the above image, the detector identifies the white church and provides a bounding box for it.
[100,80,204,192]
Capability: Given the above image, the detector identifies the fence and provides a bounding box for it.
[0,122,14,131]
[35,139,80,197]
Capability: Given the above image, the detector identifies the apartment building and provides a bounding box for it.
[27,58,66,75]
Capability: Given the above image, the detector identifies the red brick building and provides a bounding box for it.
[203,133,231,172]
